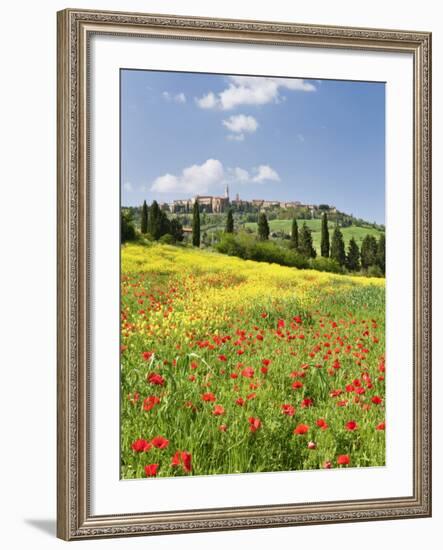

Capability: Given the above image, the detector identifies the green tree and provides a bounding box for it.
[299,222,316,258]
[290,218,299,249]
[320,212,330,257]
[159,209,171,237]
[346,237,360,271]
[360,234,378,269]
[330,226,346,266]
[121,210,135,243]
[192,201,200,247]
[225,209,234,233]
[170,218,184,242]
[376,233,386,275]
[148,200,162,240]
[141,200,148,234]
[257,212,270,240]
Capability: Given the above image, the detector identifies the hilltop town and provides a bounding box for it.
[165,185,337,215]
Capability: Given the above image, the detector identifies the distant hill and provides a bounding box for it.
[243,218,384,252]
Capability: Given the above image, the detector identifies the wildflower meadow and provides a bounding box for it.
[120,242,385,479]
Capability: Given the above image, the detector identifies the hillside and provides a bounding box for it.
[243,219,383,251]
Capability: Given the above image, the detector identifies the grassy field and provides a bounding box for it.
[120,242,386,479]
[242,219,383,251]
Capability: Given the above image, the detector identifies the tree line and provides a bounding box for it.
[287,212,385,275]
[222,209,385,276]
[122,200,184,244]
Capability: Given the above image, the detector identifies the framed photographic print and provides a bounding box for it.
[57,8,432,540]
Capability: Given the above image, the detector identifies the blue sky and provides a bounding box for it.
[121,70,385,223]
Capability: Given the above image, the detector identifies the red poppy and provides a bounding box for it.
[236,397,245,406]
[218,354,227,362]
[262,359,271,367]
[292,380,303,390]
[281,404,295,416]
[142,351,154,361]
[337,454,350,465]
[144,463,159,477]
[323,461,332,469]
[171,451,192,473]
[345,421,358,431]
[131,438,152,452]
[212,405,225,416]
[376,422,386,431]
[202,392,216,402]
[219,424,228,432]
[301,398,313,408]
[294,423,309,435]
[143,396,160,411]
[260,366,268,375]
[248,417,261,432]
[147,372,165,386]
[307,441,316,450]
[241,367,254,378]
[371,396,383,405]
[316,418,328,430]
[277,319,285,329]
[151,436,169,449]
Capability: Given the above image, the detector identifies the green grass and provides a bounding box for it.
[243,219,383,251]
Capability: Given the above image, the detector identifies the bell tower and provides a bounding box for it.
[224,184,229,200]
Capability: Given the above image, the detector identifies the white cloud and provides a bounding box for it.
[195,76,316,110]
[222,114,258,134]
[228,165,280,185]
[123,181,133,192]
[162,91,187,103]
[151,160,280,195]
[151,159,224,194]
[195,92,217,109]
[253,165,280,183]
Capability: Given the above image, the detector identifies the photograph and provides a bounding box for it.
[119,69,387,479]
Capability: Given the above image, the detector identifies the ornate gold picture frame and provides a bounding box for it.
[57,8,431,540]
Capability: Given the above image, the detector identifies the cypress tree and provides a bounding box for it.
[121,211,135,243]
[320,212,330,257]
[170,218,184,242]
[346,237,360,271]
[376,233,386,275]
[330,226,346,266]
[192,201,200,247]
[148,201,162,240]
[226,209,234,233]
[257,212,270,240]
[159,209,171,238]
[291,218,299,249]
[360,234,378,269]
[141,200,148,234]
[299,222,316,258]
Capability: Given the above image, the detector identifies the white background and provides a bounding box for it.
[91,35,413,514]
[0,0,440,549]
